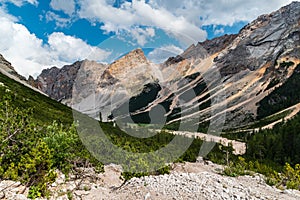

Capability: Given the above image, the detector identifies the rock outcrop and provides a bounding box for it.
[35,61,83,102]
[125,1,300,128]
[216,1,300,76]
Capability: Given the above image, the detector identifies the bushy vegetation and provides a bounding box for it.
[76,116,216,181]
[3,65,300,197]
[224,158,300,190]
[223,112,300,190]
[0,73,232,197]
[0,82,102,198]
[0,73,73,125]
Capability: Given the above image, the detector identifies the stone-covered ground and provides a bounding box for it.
[1,161,300,200]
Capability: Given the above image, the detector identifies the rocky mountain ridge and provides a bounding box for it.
[30,2,300,129]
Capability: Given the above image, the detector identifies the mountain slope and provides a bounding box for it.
[0,54,73,125]
[32,2,300,130]
[115,1,300,129]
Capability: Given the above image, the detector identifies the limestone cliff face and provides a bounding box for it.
[215,1,300,76]
[36,61,83,102]
[71,48,160,120]
[117,1,300,128]
[33,2,300,127]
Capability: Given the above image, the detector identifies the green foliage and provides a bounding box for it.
[121,172,149,181]
[247,110,290,129]
[0,72,73,125]
[247,113,300,166]
[225,160,300,190]
[44,122,79,173]
[223,157,282,187]
[0,94,55,198]
[265,78,280,91]
[223,157,249,177]
[0,93,103,198]
[279,61,295,68]
[205,144,237,166]
[283,163,300,190]
[225,113,300,190]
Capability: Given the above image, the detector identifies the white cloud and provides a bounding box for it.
[214,27,225,35]
[48,32,111,62]
[0,15,110,77]
[78,0,207,46]
[148,45,184,63]
[0,5,17,21]
[0,0,296,77]
[0,0,38,7]
[0,16,50,77]
[45,11,72,28]
[131,27,156,46]
[150,0,295,26]
[50,0,75,16]
[77,0,295,46]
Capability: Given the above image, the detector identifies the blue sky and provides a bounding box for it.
[0,0,295,77]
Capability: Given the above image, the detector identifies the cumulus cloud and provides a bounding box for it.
[50,0,75,16]
[78,0,207,46]
[131,27,156,46]
[0,5,17,21]
[0,15,110,77]
[77,0,295,46]
[0,0,38,7]
[45,11,73,28]
[148,45,184,63]
[48,32,111,62]
[0,0,296,77]
[151,0,295,26]
[214,27,225,35]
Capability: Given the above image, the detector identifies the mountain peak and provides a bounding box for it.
[108,48,149,74]
[283,1,300,10]
[116,48,147,64]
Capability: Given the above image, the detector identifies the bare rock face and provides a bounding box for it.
[72,48,160,120]
[216,1,300,76]
[0,54,13,71]
[33,2,300,128]
[36,61,83,102]
[0,54,45,95]
[199,34,238,55]
[181,43,208,60]
[120,1,300,128]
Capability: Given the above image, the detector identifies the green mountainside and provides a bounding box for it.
[0,70,227,198]
[0,72,73,125]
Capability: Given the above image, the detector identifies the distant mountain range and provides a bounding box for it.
[3,1,300,131]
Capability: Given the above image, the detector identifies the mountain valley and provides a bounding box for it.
[0,1,300,200]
